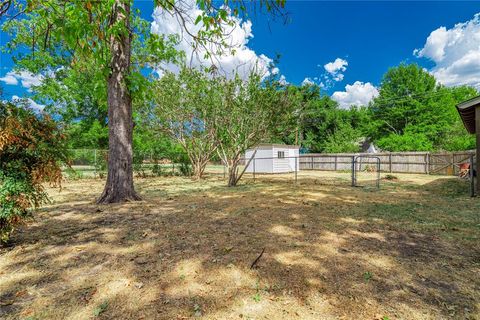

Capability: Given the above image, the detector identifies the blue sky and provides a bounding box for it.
[1,1,479,109]
[248,1,478,86]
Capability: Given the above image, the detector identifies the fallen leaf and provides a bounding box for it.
[15,290,27,297]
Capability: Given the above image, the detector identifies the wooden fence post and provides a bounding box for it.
[334,155,338,171]
[351,156,355,187]
[389,153,392,173]
[451,152,455,175]
[426,153,430,174]
[294,156,297,184]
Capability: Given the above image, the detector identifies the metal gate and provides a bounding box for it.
[352,156,381,188]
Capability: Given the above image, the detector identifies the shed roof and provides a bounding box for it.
[457,95,480,134]
[256,143,300,149]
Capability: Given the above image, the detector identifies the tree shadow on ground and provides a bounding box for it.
[1,175,479,319]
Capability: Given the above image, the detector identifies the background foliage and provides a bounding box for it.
[276,63,477,153]
[37,63,478,156]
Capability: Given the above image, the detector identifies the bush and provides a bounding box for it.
[64,167,84,180]
[376,131,433,152]
[152,161,164,177]
[172,153,192,177]
[384,174,398,181]
[0,102,67,244]
[178,162,193,176]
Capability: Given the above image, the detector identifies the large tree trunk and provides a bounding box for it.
[97,0,140,204]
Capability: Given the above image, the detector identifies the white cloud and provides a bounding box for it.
[331,81,378,109]
[301,77,314,86]
[278,75,288,86]
[0,72,19,85]
[11,95,44,111]
[414,13,480,88]
[0,71,44,90]
[300,77,326,88]
[324,58,348,74]
[301,58,348,89]
[324,58,348,82]
[151,0,275,80]
[413,27,449,62]
[17,71,44,88]
[333,73,344,82]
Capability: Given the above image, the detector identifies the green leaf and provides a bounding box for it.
[93,301,109,317]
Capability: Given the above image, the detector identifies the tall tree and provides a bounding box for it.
[1,0,286,203]
[1,0,175,202]
[216,74,293,186]
[150,68,220,179]
[371,63,478,151]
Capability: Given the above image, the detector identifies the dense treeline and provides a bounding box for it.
[370,64,477,152]
[60,63,477,154]
[279,63,478,152]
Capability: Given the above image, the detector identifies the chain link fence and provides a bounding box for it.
[64,149,205,179]
[234,155,381,189]
[65,150,382,188]
[64,149,474,196]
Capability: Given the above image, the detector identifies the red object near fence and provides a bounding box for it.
[459,162,470,178]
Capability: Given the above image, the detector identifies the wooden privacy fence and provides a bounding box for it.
[300,151,476,175]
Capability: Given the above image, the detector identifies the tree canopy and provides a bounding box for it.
[1,0,286,201]
[271,63,478,153]
[370,64,478,151]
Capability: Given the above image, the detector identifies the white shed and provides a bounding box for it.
[244,144,300,173]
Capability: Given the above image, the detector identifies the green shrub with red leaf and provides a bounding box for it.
[0,101,68,244]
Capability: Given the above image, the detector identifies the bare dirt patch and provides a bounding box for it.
[1,172,479,319]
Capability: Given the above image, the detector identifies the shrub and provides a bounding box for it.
[178,162,193,177]
[0,102,67,244]
[64,167,84,180]
[152,161,163,177]
[384,174,398,181]
[376,131,433,152]
[94,150,108,178]
[172,153,192,177]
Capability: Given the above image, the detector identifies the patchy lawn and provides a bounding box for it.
[1,172,479,319]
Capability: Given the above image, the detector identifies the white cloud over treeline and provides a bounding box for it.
[0,71,43,90]
[151,0,275,80]
[414,13,480,89]
[11,95,44,111]
[331,81,378,109]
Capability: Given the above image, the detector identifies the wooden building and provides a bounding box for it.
[245,144,300,173]
[456,95,480,194]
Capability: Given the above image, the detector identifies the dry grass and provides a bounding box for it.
[1,171,479,320]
